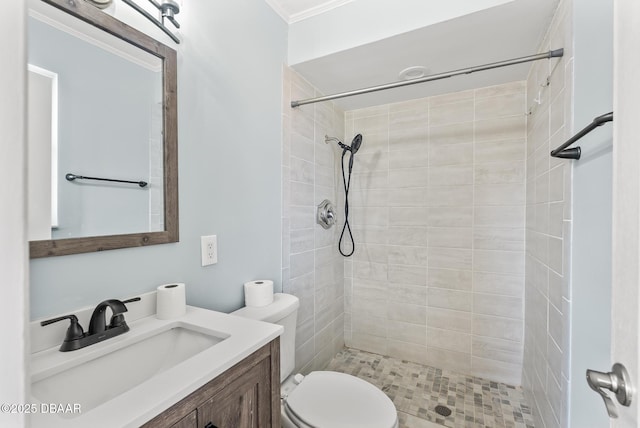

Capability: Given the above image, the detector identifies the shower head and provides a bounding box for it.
[325,134,363,154]
[350,134,363,154]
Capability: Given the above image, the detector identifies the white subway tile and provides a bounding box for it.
[429,142,473,166]
[429,268,473,291]
[429,122,474,146]
[428,227,472,249]
[471,357,522,385]
[388,227,428,246]
[351,332,388,355]
[352,244,389,264]
[472,335,523,364]
[474,205,525,227]
[387,246,429,266]
[425,347,471,373]
[474,250,525,275]
[353,261,388,281]
[473,227,525,251]
[430,89,473,107]
[352,280,387,302]
[386,341,427,364]
[428,288,472,312]
[388,283,428,304]
[354,114,389,135]
[428,247,472,270]
[388,148,429,168]
[473,314,523,342]
[430,100,474,126]
[290,182,314,206]
[428,327,471,353]
[351,313,387,337]
[388,264,427,285]
[473,293,523,319]
[427,185,473,207]
[475,183,526,206]
[290,251,314,278]
[429,165,473,186]
[474,162,525,185]
[427,206,473,227]
[389,168,429,188]
[388,321,427,345]
[387,188,428,207]
[475,92,526,121]
[473,272,524,297]
[290,228,315,254]
[475,115,526,142]
[387,301,427,324]
[427,307,472,333]
[475,138,526,163]
[475,81,525,99]
[388,207,427,226]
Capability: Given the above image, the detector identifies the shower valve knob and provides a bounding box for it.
[317,200,336,229]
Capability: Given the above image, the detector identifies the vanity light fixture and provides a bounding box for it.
[121,0,182,44]
[85,0,114,9]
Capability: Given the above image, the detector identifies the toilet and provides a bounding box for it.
[232,293,399,428]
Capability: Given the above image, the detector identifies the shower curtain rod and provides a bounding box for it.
[291,49,564,108]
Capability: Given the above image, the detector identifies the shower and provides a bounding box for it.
[325,134,363,257]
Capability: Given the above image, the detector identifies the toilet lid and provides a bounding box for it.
[284,371,397,428]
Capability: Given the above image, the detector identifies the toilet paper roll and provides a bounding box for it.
[244,280,274,307]
[156,283,186,320]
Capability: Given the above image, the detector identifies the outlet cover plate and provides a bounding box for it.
[201,235,218,266]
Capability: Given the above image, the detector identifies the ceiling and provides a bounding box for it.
[267,0,561,110]
[265,0,354,24]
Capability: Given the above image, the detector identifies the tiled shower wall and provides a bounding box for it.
[523,0,573,427]
[282,66,345,374]
[343,82,527,385]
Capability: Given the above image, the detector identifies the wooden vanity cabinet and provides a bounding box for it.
[141,338,280,428]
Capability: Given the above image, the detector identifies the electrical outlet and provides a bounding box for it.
[201,235,218,266]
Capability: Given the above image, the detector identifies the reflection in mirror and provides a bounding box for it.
[29,0,178,258]
[29,3,163,239]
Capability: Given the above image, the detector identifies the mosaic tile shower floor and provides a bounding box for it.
[325,348,535,428]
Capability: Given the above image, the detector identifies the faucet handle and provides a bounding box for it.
[41,314,85,342]
[109,297,141,328]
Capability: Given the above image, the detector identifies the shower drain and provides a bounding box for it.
[434,405,452,417]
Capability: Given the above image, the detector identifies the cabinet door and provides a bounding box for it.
[198,358,271,428]
[171,410,197,428]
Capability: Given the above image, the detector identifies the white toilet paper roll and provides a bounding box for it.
[156,283,186,320]
[244,280,274,307]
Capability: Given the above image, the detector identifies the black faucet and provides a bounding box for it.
[41,297,141,352]
[88,299,129,334]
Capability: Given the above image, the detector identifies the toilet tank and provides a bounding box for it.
[231,293,299,382]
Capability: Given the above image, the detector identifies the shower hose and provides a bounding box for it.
[339,149,355,257]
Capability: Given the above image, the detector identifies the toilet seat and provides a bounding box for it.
[283,371,398,428]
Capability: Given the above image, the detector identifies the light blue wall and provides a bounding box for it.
[570,0,613,426]
[30,0,288,319]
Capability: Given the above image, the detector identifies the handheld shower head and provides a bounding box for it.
[335,134,363,257]
[325,134,363,153]
[350,134,363,154]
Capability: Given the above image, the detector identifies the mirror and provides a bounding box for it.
[28,0,178,258]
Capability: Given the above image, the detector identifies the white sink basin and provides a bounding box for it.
[32,325,227,417]
[30,301,282,428]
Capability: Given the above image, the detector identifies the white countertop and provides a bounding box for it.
[30,305,282,427]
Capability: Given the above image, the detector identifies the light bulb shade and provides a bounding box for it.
[86,0,113,9]
[160,0,181,12]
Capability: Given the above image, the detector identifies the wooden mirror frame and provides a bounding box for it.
[30,0,178,258]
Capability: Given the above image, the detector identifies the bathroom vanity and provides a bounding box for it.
[29,292,282,427]
[142,338,280,427]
